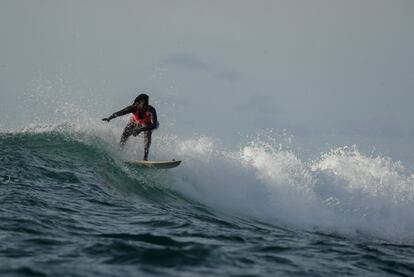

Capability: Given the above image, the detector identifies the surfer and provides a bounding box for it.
[102,93,159,160]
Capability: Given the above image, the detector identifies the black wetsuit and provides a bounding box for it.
[108,104,159,160]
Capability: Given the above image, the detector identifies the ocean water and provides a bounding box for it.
[1,123,414,277]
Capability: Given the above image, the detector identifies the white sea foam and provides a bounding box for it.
[312,146,414,241]
[157,136,414,243]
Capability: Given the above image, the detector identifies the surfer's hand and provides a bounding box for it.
[102,117,111,122]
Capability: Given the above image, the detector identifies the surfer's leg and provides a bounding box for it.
[120,122,135,148]
[143,131,152,160]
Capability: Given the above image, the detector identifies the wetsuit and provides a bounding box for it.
[108,104,159,160]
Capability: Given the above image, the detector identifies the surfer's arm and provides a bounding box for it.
[102,105,135,122]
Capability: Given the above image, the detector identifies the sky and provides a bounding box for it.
[0,0,413,160]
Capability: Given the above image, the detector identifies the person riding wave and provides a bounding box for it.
[102,93,159,160]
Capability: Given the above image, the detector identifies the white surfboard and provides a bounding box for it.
[126,160,181,169]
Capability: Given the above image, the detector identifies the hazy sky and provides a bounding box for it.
[1,1,413,148]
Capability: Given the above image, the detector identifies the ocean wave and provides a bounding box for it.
[2,123,414,243]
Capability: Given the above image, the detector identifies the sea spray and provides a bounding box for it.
[312,146,414,241]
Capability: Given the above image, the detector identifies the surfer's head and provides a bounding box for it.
[134,93,149,107]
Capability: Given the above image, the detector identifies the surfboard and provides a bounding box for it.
[126,160,181,169]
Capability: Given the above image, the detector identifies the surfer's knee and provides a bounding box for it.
[120,125,134,146]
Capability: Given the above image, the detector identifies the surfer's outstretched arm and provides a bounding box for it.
[102,105,135,122]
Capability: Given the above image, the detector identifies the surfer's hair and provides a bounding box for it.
[134,93,149,105]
